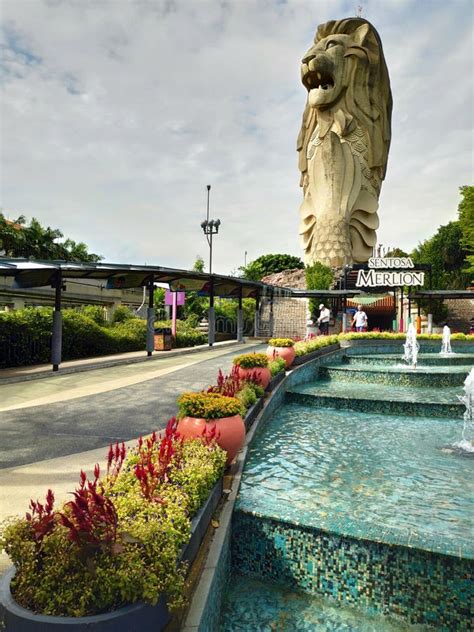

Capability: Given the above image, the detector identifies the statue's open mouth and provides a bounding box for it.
[302,70,335,92]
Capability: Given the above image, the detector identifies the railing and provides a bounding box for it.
[215,316,254,337]
[0,331,52,368]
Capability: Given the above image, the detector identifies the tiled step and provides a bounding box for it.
[344,353,474,367]
[319,364,470,388]
[286,381,464,419]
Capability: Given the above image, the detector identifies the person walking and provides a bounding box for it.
[317,303,330,335]
[352,305,368,332]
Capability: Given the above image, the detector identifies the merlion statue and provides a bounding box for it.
[297,18,392,267]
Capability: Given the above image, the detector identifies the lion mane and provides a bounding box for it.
[297,18,392,266]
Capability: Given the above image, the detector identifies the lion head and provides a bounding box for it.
[297,18,392,186]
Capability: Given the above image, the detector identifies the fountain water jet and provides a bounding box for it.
[453,368,474,453]
[403,323,419,368]
[440,325,453,355]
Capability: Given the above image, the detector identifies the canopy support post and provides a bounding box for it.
[51,271,62,372]
[146,277,155,357]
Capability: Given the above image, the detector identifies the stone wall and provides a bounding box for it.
[446,298,474,332]
[259,297,307,339]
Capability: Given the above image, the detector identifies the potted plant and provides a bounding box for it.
[177,392,245,465]
[232,353,271,388]
[266,338,296,368]
[0,422,226,630]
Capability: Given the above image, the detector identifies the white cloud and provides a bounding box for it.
[1,0,472,272]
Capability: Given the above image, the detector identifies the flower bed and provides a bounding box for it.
[0,422,226,623]
[294,335,339,357]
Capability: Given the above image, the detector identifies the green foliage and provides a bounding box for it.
[0,308,208,368]
[0,435,225,617]
[294,335,339,356]
[337,332,473,340]
[153,287,166,311]
[232,352,269,368]
[239,253,304,281]
[305,262,334,318]
[111,305,137,324]
[0,212,102,262]
[411,220,470,322]
[269,357,286,376]
[79,305,106,326]
[385,248,410,257]
[177,392,244,419]
[193,256,205,273]
[268,338,295,348]
[154,319,207,348]
[235,384,258,411]
[458,185,474,274]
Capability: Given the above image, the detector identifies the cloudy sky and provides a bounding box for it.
[1,0,472,273]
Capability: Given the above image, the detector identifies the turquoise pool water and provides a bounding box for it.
[219,575,422,631]
[236,402,473,558]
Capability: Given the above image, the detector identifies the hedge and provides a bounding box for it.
[0,308,206,368]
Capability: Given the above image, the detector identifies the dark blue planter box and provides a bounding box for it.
[0,479,223,631]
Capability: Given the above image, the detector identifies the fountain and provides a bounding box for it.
[453,368,474,453]
[403,323,420,368]
[440,325,453,355]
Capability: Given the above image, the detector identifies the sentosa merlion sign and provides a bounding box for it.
[356,257,425,287]
[297,18,392,267]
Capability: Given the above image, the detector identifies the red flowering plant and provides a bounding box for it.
[25,488,56,543]
[205,365,264,412]
[58,465,120,560]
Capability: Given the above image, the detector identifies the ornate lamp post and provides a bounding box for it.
[200,186,221,275]
[200,185,221,346]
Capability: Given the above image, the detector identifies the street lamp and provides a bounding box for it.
[201,185,221,275]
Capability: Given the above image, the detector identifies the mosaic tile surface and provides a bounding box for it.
[320,364,470,387]
[237,401,473,557]
[232,512,473,631]
[219,574,423,631]
[198,527,231,632]
[287,381,463,418]
[345,353,474,367]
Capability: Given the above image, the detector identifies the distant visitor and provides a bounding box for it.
[297,18,392,267]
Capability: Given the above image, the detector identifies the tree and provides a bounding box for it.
[0,212,102,262]
[458,185,474,275]
[182,256,208,323]
[193,255,205,273]
[305,261,334,319]
[412,220,470,322]
[239,253,304,281]
[385,248,410,258]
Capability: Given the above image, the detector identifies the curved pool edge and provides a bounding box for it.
[182,342,474,631]
[181,345,345,632]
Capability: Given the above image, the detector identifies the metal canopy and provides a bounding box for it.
[0,259,267,299]
[414,290,474,299]
[289,289,362,298]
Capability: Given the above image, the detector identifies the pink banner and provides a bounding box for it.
[165,290,185,306]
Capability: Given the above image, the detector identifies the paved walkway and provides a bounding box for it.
[0,341,264,573]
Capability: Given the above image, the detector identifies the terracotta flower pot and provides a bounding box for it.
[237,366,271,389]
[177,414,245,465]
[266,346,295,368]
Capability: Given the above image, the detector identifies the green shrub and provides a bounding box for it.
[235,384,258,410]
[294,335,339,357]
[177,391,244,419]
[111,305,137,324]
[154,319,207,348]
[232,352,269,369]
[268,338,295,347]
[269,357,286,376]
[78,305,107,326]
